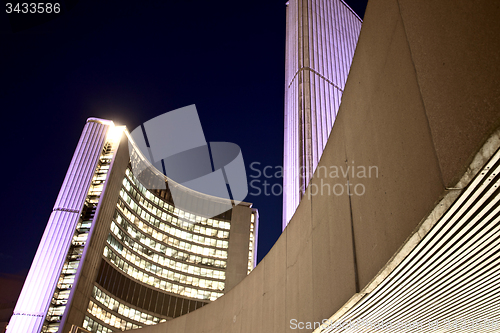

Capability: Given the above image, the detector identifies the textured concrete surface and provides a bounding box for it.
[398,0,500,187]
[340,0,445,288]
[127,0,500,332]
[225,205,253,292]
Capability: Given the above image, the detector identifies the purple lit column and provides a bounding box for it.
[283,0,362,229]
[7,119,112,333]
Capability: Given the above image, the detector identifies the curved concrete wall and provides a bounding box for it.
[131,0,500,331]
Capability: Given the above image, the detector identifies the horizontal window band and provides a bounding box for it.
[95,259,208,318]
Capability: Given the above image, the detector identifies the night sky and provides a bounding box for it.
[0,0,367,281]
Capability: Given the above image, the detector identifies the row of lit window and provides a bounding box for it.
[87,301,141,332]
[248,220,256,274]
[117,202,229,252]
[122,190,230,240]
[92,285,164,326]
[124,168,231,229]
[113,210,228,261]
[104,246,223,301]
[84,158,110,206]
[110,220,227,270]
[83,316,114,333]
[43,153,113,333]
[105,240,225,291]
[118,199,230,254]
[109,225,227,278]
[75,151,115,333]
[43,323,61,333]
[119,186,230,245]
[123,187,231,238]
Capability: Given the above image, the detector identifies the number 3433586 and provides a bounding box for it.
[6,3,61,14]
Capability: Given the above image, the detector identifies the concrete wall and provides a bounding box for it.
[225,205,253,293]
[129,0,500,331]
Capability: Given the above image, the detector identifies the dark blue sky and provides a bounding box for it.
[0,0,366,276]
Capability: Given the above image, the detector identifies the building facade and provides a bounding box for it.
[7,119,258,333]
[283,0,362,229]
[94,0,500,331]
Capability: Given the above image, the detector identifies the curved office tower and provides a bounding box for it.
[8,119,258,333]
[283,0,362,229]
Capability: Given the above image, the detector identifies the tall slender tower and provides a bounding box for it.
[283,0,362,229]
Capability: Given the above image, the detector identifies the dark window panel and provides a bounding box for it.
[150,290,159,313]
[181,297,190,315]
[188,300,197,313]
[144,287,152,311]
[174,297,182,317]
